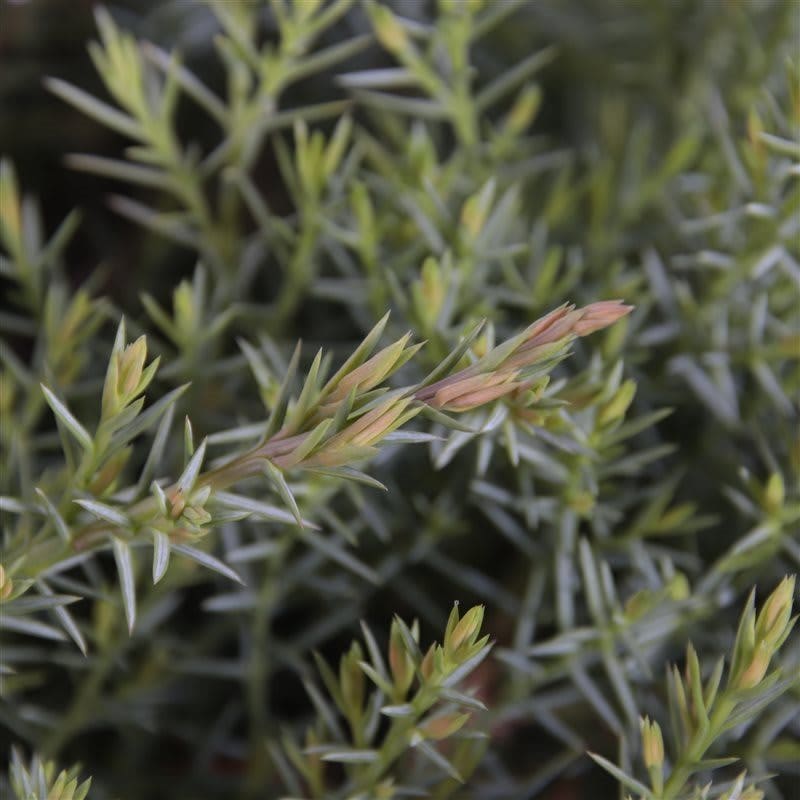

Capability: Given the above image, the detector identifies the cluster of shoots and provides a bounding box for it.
[3,1,796,797]
[2,299,631,637]
[592,575,797,800]
[6,749,91,800]
[279,603,491,796]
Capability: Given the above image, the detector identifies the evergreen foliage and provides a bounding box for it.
[1,2,797,798]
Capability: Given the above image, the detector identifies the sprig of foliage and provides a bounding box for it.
[4,749,91,800]
[2,279,629,643]
[47,2,364,314]
[590,576,797,800]
[2,1,797,798]
[278,603,490,798]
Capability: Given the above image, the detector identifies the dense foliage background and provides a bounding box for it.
[1,2,798,799]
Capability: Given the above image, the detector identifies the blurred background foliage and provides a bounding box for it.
[1,1,798,799]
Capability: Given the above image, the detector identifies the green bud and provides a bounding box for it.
[371,5,408,52]
[340,641,365,715]
[102,335,156,419]
[447,605,484,652]
[734,641,772,690]
[167,488,187,520]
[754,575,795,649]
[666,572,690,601]
[412,257,445,330]
[597,379,636,426]
[419,711,470,740]
[49,770,67,800]
[762,472,785,514]
[101,351,120,418]
[460,181,495,240]
[420,643,436,681]
[173,280,196,342]
[119,337,147,395]
[389,619,415,697]
[640,716,664,769]
[640,715,664,794]
[505,85,541,134]
[182,505,212,527]
[444,603,461,645]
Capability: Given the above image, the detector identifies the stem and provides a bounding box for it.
[354,685,438,791]
[242,537,290,798]
[660,695,737,800]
